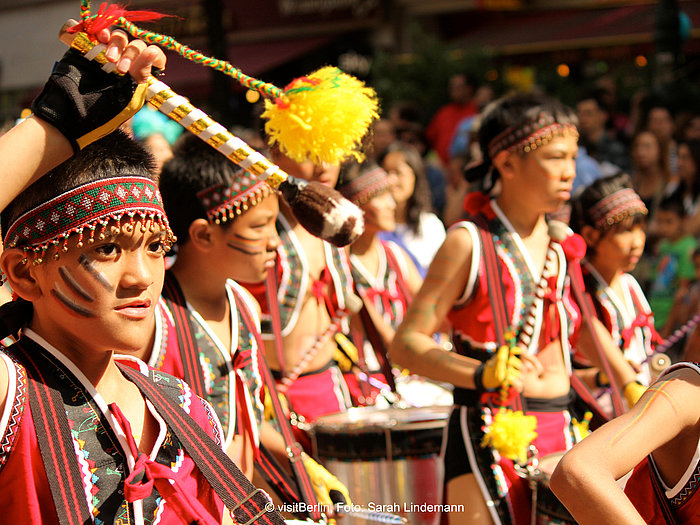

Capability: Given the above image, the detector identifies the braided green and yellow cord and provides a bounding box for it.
[79,0,284,101]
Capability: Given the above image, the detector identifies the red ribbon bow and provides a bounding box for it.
[364,287,403,316]
[110,403,221,525]
[620,312,663,349]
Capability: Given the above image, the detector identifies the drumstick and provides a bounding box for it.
[654,311,700,354]
[342,508,407,524]
[58,23,364,248]
[278,293,363,393]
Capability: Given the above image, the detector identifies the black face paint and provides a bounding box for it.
[226,241,263,256]
[78,254,114,291]
[51,288,95,318]
[58,266,94,302]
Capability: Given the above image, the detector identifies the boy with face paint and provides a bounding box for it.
[241,147,356,425]
[0,31,286,525]
[138,134,350,516]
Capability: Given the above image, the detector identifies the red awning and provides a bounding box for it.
[449,2,700,55]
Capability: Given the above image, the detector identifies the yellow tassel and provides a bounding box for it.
[481,408,538,465]
[262,66,379,165]
[571,411,593,443]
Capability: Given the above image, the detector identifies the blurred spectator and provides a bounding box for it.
[680,111,700,141]
[130,106,183,173]
[647,195,697,337]
[425,73,478,167]
[576,87,629,172]
[367,118,396,161]
[379,143,446,276]
[644,102,678,176]
[666,139,700,237]
[448,84,497,161]
[630,130,671,220]
[388,101,447,215]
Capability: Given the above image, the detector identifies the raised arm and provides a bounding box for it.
[0,27,166,424]
[0,29,165,212]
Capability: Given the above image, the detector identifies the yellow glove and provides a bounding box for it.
[302,454,352,510]
[263,386,289,422]
[623,380,647,407]
[476,345,522,391]
[334,333,358,372]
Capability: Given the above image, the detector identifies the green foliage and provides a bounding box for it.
[370,23,497,124]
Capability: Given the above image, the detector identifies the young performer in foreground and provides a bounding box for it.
[0,29,283,525]
[551,363,700,524]
[391,92,600,525]
[139,134,350,515]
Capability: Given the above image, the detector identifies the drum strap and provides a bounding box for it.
[356,296,398,393]
[470,213,524,412]
[234,290,324,521]
[382,240,413,306]
[163,272,320,519]
[567,260,626,417]
[9,338,285,525]
[266,266,288,377]
[118,364,287,525]
[11,340,93,525]
[649,456,678,525]
[161,271,208,397]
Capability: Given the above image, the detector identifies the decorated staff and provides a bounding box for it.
[59,23,364,247]
[69,1,379,165]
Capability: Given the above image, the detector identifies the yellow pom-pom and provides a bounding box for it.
[481,408,538,465]
[262,66,379,165]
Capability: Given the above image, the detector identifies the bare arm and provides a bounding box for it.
[551,368,700,524]
[390,227,481,388]
[576,316,639,389]
[0,29,166,422]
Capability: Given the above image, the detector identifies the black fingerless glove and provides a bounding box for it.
[31,48,148,151]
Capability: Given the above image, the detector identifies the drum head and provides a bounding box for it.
[311,405,450,461]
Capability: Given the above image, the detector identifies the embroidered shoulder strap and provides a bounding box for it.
[232,290,323,521]
[468,213,523,412]
[8,340,93,525]
[382,240,412,305]
[161,271,207,398]
[118,364,286,525]
[567,259,626,417]
[649,456,679,525]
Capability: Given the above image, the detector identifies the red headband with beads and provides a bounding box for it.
[487,113,579,159]
[4,176,174,262]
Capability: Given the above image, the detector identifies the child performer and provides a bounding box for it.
[335,159,423,405]
[139,134,350,515]
[391,92,589,525]
[241,148,355,426]
[0,31,283,525]
[551,362,700,524]
[570,173,659,408]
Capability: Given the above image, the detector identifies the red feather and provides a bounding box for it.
[68,2,168,37]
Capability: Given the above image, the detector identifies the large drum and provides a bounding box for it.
[310,405,450,525]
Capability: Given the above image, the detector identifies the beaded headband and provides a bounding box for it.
[487,113,579,159]
[4,176,174,264]
[589,188,648,230]
[339,167,393,207]
[195,171,271,224]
